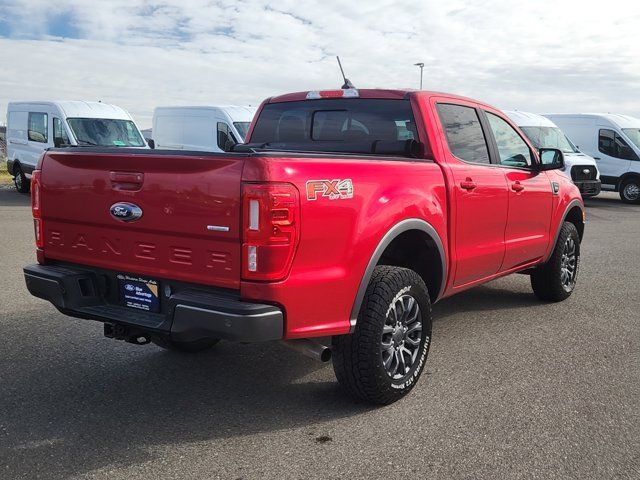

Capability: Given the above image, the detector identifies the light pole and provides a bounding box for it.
[414,62,424,90]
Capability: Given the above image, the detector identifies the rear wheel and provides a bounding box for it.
[619,178,640,204]
[152,337,219,353]
[531,222,580,302]
[13,164,30,194]
[332,266,432,405]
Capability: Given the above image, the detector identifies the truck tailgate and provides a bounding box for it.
[40,150,245,289]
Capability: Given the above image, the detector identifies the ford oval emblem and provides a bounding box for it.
[110,202,143,222]
[582,168,590,174]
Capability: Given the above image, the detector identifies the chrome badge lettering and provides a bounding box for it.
[110,202,143,222]
[306,179,353,201]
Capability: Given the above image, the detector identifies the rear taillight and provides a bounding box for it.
[31,170,44,249]
[242,183,300,281]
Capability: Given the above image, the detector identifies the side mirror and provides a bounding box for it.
[536,148,565,171]
[146,138,155,149]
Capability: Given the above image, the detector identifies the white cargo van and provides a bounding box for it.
[152,106,256,152]
[6,101,148,193]
[544,113,640,204]
[505,111,601,197]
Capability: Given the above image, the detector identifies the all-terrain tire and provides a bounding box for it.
[531,222,580,302]
[332,266,432,405]
[152,337,220,353]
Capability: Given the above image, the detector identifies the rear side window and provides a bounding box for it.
[249,99,418,156]
[28,112,48,143]
[485,112,532,167]
[436,103,490,164]
[599,129,639,160]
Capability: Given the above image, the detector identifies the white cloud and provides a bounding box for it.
[0,0,639,128]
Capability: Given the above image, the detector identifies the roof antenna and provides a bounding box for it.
[336,56,355,89]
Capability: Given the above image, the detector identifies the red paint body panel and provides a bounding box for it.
[240,156,448,338]
[40,151,245,289]
[34,89,584,340]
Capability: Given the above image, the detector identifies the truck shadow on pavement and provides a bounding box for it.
[433,283,540,320]
[0,317,370,478]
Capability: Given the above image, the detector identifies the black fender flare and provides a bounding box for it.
[549,199,585,257]
[349,218,447,332]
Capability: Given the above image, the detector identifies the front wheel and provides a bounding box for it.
[13,164,30,194]
[531,222,580,302]
[332,266,432,405]
[619,178,640,204]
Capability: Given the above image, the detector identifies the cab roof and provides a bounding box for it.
[545,113,640,129]
[153,105,257,122]
[8,101,133,120]
[504,110,558,128]
[267,89,486,106]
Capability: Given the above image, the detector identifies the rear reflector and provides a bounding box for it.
[242,183,300,281]
[306,89,359,99]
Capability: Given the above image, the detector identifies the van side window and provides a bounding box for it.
[217,122,237,151]
[485,112,532,167]
[53,118,70,145]
[28,112,48,143]
[599,129,639,160]
[436,103,490,164]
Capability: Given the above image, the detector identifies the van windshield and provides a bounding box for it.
[233,122,251,140]
[622,128,640,150]
[67,118,145,147]
[520,126,577,153]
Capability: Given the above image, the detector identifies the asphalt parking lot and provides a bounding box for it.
[0,187,638,480]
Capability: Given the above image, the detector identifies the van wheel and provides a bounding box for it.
[332,266,432,405]
[13,164,30,194]
[619,178,640,204]
[531,222,580,302]
[152,337,220,353]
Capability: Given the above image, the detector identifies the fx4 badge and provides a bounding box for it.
[306,179,354,201]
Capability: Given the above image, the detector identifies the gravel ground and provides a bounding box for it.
[0,189,638,479]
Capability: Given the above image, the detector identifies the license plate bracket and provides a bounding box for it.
[118,274,160,313]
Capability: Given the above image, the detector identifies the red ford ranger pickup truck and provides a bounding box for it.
[24,89,585,404]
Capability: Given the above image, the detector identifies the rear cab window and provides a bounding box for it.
[249,98,419,156]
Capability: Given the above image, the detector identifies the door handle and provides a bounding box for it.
[511,181,525,192]
[460,178,477,190]
[593,157,601,160]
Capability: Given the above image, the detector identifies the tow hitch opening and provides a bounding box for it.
[104,323,151,345]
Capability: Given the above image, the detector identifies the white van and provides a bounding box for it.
[6,101,148,192]
[505,111,601,197]
[152,106,256,152]
[544,113,640,204]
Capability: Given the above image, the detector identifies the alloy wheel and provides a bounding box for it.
[560,237,578,291]
[381,293,422,379]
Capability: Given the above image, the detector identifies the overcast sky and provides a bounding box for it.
[0,0,639,128]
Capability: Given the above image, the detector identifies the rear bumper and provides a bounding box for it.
[575,179,601,197]
[24,263,283,343]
